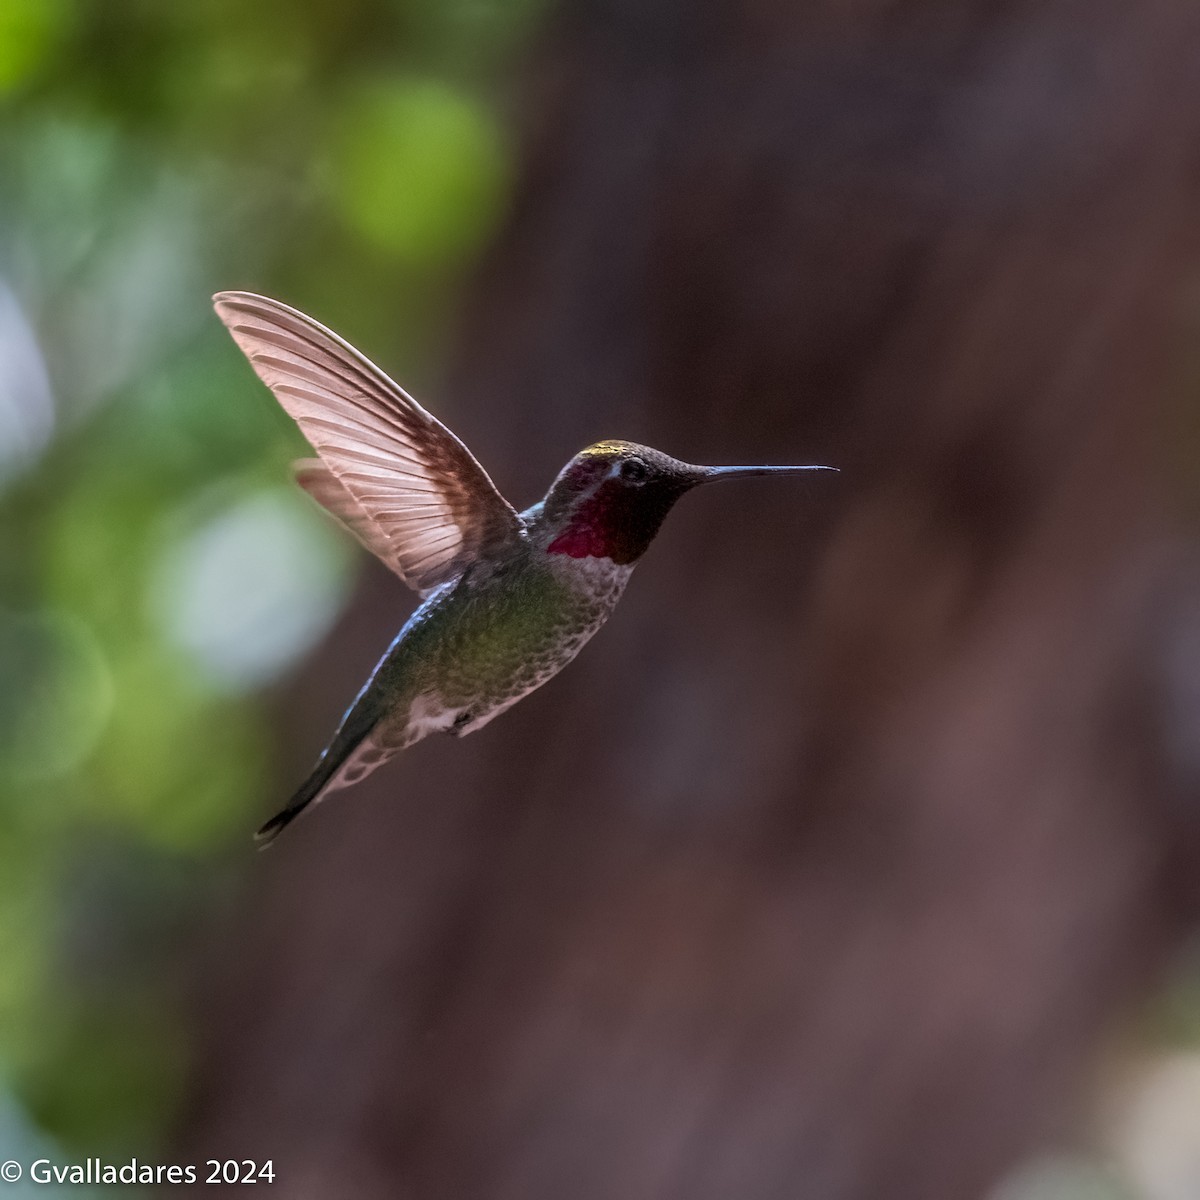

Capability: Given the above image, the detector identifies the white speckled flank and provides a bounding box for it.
[554,552,636,604]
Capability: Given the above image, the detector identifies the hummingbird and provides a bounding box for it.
[213,292,836,843]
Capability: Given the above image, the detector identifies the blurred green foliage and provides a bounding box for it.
[329,77,510,264]
[0,0,541,1165]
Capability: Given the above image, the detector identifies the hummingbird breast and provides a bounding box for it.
[369,545,634,750]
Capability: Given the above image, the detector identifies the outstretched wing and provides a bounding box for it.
[213,291,523,597]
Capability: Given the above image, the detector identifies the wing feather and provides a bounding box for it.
[292,459,412,574]
[213,291,522,596]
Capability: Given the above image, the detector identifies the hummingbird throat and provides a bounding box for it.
[546,480,674,565]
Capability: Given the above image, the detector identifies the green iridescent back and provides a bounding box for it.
[368,543,630,747]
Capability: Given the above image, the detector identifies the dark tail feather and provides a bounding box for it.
[255,789,317,845]
[255,709,377,847]
[255,766,335,846]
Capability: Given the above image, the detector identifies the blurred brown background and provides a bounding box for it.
[3,0,1200,1198]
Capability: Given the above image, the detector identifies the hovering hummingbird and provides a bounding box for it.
[213,292,836,843]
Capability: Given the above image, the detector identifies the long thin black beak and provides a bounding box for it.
[695,464,838,482]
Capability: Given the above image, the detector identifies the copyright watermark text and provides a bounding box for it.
[0,1158,275,1185]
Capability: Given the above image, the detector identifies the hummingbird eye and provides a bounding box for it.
[619,457,648,483]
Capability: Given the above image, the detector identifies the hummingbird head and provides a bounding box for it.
[534,440,835,565]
